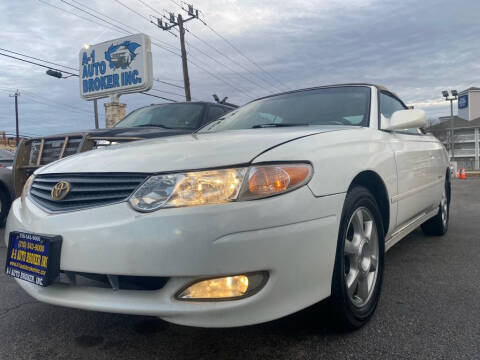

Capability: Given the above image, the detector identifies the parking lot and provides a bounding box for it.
[0,179,479,360]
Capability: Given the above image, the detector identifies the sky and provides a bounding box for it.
[0,0,479,136]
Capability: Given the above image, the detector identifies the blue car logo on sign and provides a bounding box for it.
[105,41,141,70]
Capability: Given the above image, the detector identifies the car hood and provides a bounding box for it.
[45,126,192,139]
[37,126,352,174]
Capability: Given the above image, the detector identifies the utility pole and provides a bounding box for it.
[151,5,201,101]
[9,90,20,145]
[178,14,191,101]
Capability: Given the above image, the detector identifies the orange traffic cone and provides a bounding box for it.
[456,169,460,179]
[460,168,466,180]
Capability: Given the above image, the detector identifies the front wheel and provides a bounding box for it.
[330,186,385,330]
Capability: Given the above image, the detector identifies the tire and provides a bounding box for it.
[421,175,450,236]
[330,186,385,330]
[0,187,10,227]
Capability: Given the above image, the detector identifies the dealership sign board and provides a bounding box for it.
[79,33,153,100]
[458,94,468,109]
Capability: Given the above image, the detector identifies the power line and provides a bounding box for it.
[69,0,139,34]
[60,0,131,36]
[150,88,188,98]
[68,0,178,51]
[150,6,252,102]
[140,92,177,102]
[22,90,92,114]
[0,52,79,76]
[22,95,91,115]
[0,51,178,103]
[167,1,288,91]
[59,0,180,55]
[183,37,256,98]
[188,57,250,102]
[154,78,184,89]
[134,0,163,17]
[158,15,272,96]
[0,47,77,71]
[0,87,91,115]
[68,0,179,52]
[112,0,150,22]
[199,16,290,91]
[154,14,270,97]
[183,29,266,97]
[111,0,178,38]
[184,29,280,94]
[36,0,123,34]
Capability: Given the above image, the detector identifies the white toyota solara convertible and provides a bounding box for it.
[5,84,450,329]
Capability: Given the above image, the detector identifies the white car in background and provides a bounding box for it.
[4,84,450,329]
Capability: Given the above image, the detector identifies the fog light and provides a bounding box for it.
[176,272,267,301]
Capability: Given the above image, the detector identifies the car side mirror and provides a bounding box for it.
[381,109,426,131]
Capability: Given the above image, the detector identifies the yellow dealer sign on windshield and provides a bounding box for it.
[79,33,153,100]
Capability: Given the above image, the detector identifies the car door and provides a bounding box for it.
[380,91,444,227]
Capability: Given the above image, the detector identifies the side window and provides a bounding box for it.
[379,92,420,134]
[204,106,225,124]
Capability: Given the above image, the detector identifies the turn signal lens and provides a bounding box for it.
[176,272,268,301]
[240,164,312,200]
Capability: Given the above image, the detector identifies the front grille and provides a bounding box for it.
[58,271,169,291]
[29,136,83,166]
[30,173,148,212]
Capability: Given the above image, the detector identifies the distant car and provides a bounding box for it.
[5,84,450,329]
[13,101,235,197]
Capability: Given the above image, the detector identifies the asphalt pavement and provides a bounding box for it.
[0,179,479,359]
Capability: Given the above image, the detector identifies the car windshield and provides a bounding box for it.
[115,103,204,129]
[198,86,370,133]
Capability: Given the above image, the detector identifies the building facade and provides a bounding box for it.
[427,116,480,170]
[427,87,480,170]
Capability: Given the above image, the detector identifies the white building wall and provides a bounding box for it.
[469,91,480,120]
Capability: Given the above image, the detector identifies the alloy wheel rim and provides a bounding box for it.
[441,190,448,227]
[344,207,379,307]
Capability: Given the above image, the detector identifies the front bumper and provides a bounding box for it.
[5,187,345,327]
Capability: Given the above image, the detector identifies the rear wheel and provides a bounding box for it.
[330,186,385,330]
[421,176,450,236]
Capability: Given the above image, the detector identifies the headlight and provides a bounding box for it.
[129,163,312,212]
[129,168,247,212]
[21,175,35,202]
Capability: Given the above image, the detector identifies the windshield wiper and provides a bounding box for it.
[136,124,175,129]
[251,123,309,128]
